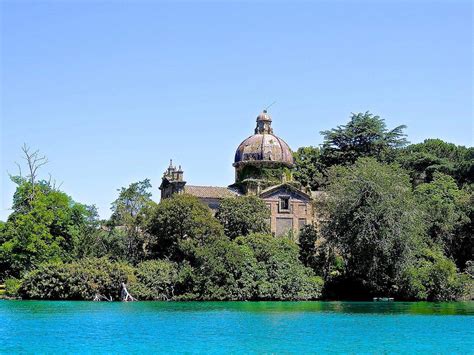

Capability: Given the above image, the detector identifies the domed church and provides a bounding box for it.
[159,110,315,238]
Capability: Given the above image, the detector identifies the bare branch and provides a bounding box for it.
[121,283,137,302]
[14,162,22,178]
[18,144,49,203]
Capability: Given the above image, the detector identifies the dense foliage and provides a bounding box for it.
[291,112,472,301]
[323,159,425,298]
[1,112,472,302]
[0,178,97,279]
[146,194,224,260]
[399,248,470,301]
[109,179,154,263]
[215,196,270,239]
[320,112,408,166]
[396,139,473,187]
[131,260,182,300]
[234,234,323,300]
[19,258,135,300]
[17,234,323,301]
[414,173,471,266]
[293,146,325,191]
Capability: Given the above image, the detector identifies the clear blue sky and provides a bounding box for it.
[1,0,472,221]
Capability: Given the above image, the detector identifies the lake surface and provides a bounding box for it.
[1,301,473,354]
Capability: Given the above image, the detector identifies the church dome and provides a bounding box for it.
[233,111,294,168]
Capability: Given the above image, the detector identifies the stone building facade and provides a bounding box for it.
[159,110,315,237]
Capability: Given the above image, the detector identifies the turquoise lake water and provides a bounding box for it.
[1,301,473,354]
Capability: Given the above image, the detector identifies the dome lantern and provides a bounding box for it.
[255,110,273,134]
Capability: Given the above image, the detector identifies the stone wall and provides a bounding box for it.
[261,188,314,239]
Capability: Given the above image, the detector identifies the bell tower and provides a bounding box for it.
[159,160,186,200]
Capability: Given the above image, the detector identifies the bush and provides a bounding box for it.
[19,258,135,300]
[5,278,21,297]
[130,260,180,300]
[16,233,324,301]
[400,249,470,301]
[186,234,323,301]
[236,234,323,300]
[191,236,260,300]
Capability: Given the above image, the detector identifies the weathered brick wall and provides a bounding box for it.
[262,188,314,240]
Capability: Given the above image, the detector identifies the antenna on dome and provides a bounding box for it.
[264,101,277,112]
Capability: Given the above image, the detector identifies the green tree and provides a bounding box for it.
[321,112,408,166]
[298,224,335,277]
[146,194,223,260]
[397,139,473,187]
[0,146,99,279]
[190,236,260,300]
[293,146,327,190]
[414,173,470,259]
[215,196,270,239]
[323,158,423,297]
[452,190,473,271]
[109,179,154,263]
[130,260,180,300]
[0,178,97,279]
[186,233,323,300]
[236,234,324,300]
[71,205,103,259]
[400,248,470,301]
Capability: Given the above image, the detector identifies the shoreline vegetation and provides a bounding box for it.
[0,112,472,302]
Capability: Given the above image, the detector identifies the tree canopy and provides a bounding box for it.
[293,146,326,191]
[215,195,270,239]
[146,194,224,260]
[320,112,408,166]
[396,139,473,187]
[109,179,154,263]
[320,158,470,300]
[0,177,97,279]
[323,158,424,297]
[293,112,409,189]
[414,173,472,268]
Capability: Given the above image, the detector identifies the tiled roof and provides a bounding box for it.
[184,185,240,199]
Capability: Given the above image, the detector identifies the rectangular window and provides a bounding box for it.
[279,197,290,211]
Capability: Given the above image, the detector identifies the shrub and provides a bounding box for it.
[19,258,135,300]
[236,234,323,300]
[4,278,21,297]
[400,249,470,301]
[191,237,260,300]
[130,260,180,300]
[186,234,323,301]
[18,237,324,301]
[19,263,71,299]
